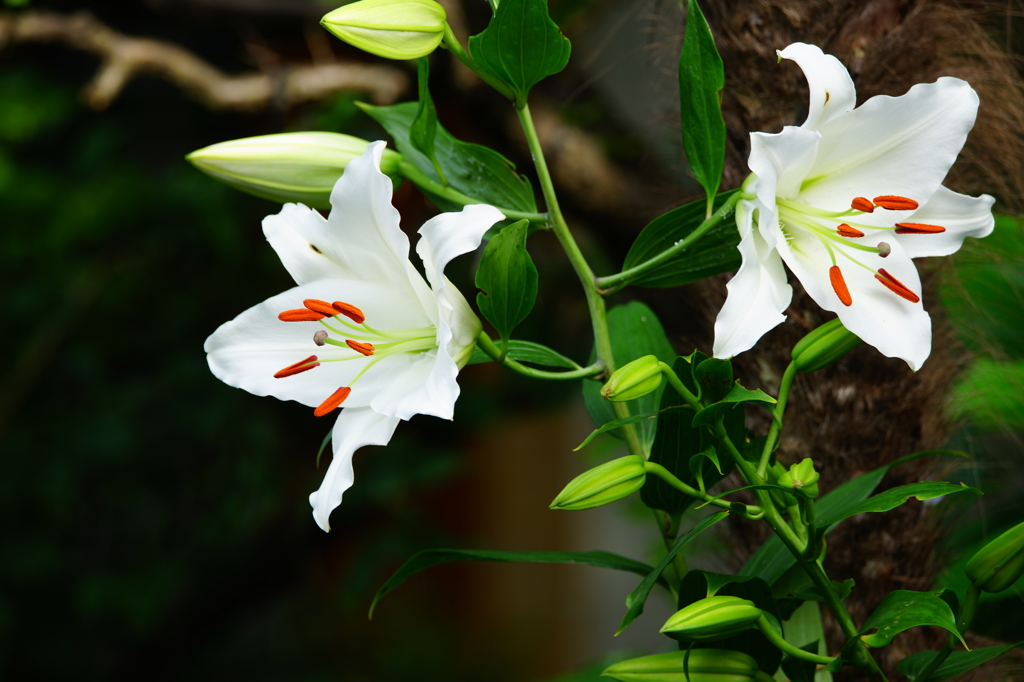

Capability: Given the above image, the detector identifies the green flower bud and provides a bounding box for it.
[966,521,1024,593]
[791,318,861,373]
[321,0,447,61]
[601,649,759,682]
[777,459,819,499]
[660,596,763,641]
[187,132,403,209]
[601,355,663,402]
[766,462,797,509]
[550,456,646,511]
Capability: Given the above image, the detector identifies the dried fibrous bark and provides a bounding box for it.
[0,10,409,110]
[662,1,1024,678]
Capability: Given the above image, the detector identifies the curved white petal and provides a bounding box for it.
[713,204,793,359]
[310,407,400,532]
[205,280,431,408]
[776,231,931,370]
[748,127,820,249]
[799,78,979,216]
[417,204,506,291]
[896,185,995,258]
[779,43,856,131]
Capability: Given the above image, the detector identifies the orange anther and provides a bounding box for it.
[875,268,920,303]
[333,301,366,324]
[837,223,865,238]
[279,309,326,322]
[314,386,351,417]
[894,222,946,235]
[851,197,875,213]
[829,265,853,307]
[274,355,320,378]
[346,340,375,356]
[873,195,919,211]
[303,299,339,316]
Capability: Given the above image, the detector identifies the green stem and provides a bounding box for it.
[756,615,836,665]
[594,191,742,295]
[398,162,548,224]
[440,23,515,101]
[476,332,603,380]
[756,362,797,479]
[645,461,763,519]
[658,361,700,409]
[715,422,889,681]
[515,104,645,459]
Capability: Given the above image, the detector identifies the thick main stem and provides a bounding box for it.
[516,104,645,459]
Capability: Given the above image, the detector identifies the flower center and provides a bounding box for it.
[775,195,941,307]
[272,298,437,416]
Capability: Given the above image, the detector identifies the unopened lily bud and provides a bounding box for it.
[601,355,663,402]
[601,648,759,682]
[767,461,797,509]
[187,132,402,209]
[550,456,646,511]
[660,595,762,641]
[321,0,446,60]
[966,521,1024,593]
[791,318,861,373]
[778,459,819,499]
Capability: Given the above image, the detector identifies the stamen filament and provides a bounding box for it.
[780,210,885,254]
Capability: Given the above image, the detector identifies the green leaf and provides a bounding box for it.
[409,58,445,183]
[792,579,854,605]
[475,219,538,343]
[740,450,968,586]
[691,381,776,429]
[693,356,733,403]
[898,643,1023,681]
[678,0,726,208]
[781,642,820,682]
[858,590,967,649]
[688,446,720,493]
[621,191,739,287]
[370,548,658,618]
[468,0,571,107]
[359,101,536,212]
[467,339,579,368]
[575,406,688,451]
[582,302,675,448]
[818,481,983,529]
[617,512,728,635]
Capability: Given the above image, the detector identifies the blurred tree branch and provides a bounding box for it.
[0,10,409,111]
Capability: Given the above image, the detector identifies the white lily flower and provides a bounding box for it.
[713,42,994,370]
[205,141,504,531]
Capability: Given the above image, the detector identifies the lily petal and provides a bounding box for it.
[310,407,400,532]
[778,43,856,131]
[205,280,428,408]
[776,231,931,370]
[748,126,820,248]
[713,201,793,359]
[896,185,995,258]
[799,77,979,215]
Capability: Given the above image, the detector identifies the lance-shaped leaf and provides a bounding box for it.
[617,511,728,635]
[370,548,659,617]
[468,0,571,107]
[575,406,689,451]
[475,220,538,345]
[467,339,579,368]
[410,58,445,183]
[359,101,536,212]
[740,450,968,586]
[858,590,967,649]
[582,302,675,448]
[898,643,1023,681]
[688,446,721,493]
[818,481,983,529]
[691,382,776,429]
[678,0,725,211]
[621,191,740,288]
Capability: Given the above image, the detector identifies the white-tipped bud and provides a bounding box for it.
[321,0,447,61]
[187,132,402,209]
